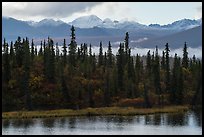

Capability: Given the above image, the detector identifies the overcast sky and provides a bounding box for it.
[2,2,202,25]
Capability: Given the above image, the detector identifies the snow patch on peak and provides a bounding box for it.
[28,19,65,27]
[69,15,103,28]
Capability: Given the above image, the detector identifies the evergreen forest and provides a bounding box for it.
[2,26,202,112]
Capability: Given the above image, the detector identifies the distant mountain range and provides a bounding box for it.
[2,15,202,49]
[68,15,201,31]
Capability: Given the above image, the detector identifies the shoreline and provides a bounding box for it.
[2,106,189,119]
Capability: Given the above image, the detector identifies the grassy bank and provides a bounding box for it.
[2,106,189,119]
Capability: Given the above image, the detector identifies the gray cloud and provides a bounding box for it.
[2,2,103,19]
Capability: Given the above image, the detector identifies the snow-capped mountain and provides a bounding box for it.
[27,19,65,27]
[19,14,201,31]
[115,21,147,30]
[69,15,103,28]
[68,15,201,31]
[149,18,201,30]
[69,15,149,30]
[99,18,115,28]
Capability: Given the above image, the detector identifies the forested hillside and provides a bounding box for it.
[2,26,202,112]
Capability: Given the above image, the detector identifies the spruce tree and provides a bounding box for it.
[182,42,189,69]
[56,42,59,62]
[14,36,24,67]
[31,39,35,63]
[135,54,141,97]
[22,37,32,110]
[165,43,170,93]
[154,46,162,105]
[124,32,129,63]
[98,41,103,67]
[161,51,165,70]
[107,41,113,67]
[177,58,183,105]
[117,43,124,91]
[38,41,43,56]
[68,25,77,67]
[62,38,67,66]
[146,50,152,77]
[35,45,38,56]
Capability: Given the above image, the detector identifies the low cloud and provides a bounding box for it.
[2,2,103,21]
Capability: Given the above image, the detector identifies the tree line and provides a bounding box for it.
[2,26,202,112]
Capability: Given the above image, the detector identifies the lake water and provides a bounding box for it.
[2,110,202,135]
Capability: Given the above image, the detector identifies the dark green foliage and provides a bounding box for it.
[170,54,184,105]
[117,43,124,91]
[22,38,32,110]
[153,46,162,105]
[164,43,170,93]
[2,38,10,82]
[161,51,165,70]
[44,37,55,83]
[14,36,24,67]
[98,41,103,67]
[31,39,35,63]
[68,26,77,67]
[38,41,43,56]
[107,41,113,68]
[146,50,152,77]
[62,39,67,66]
[182,42,189,69]
[124,32,129,63]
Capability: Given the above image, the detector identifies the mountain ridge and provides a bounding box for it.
[2,16,202,49]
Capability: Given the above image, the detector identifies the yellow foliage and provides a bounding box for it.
[29,75,44,90]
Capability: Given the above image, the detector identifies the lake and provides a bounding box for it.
[2,110,202,135]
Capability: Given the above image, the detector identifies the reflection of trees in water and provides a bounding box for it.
[104,116,113,130]
[12,119,23,128]
[144,114,163,125]
[144,115,151,125]
[111,116,134,124]
[68,117,76,129]
[59,118,66,128]
[153,114,161,125]
[42,118,55,128]
[193,110,202,127]
[2,120,10,128]
[135,116,140,123]
[87,116,97,122]
[11,119,34,129]
[109,116,134,130]
[23,119,34,129]
[166,112,188,126]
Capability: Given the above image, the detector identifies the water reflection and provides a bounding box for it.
[68,117,76,129]
[11,119,34,128]
[2,120,10,129]
[59,118,66,128]
[42,118,55,128]
[2,110,202,135]
[192,111,202,127]
[143,112,189,126]
[166,112,188,126]
[153,114,161,125]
